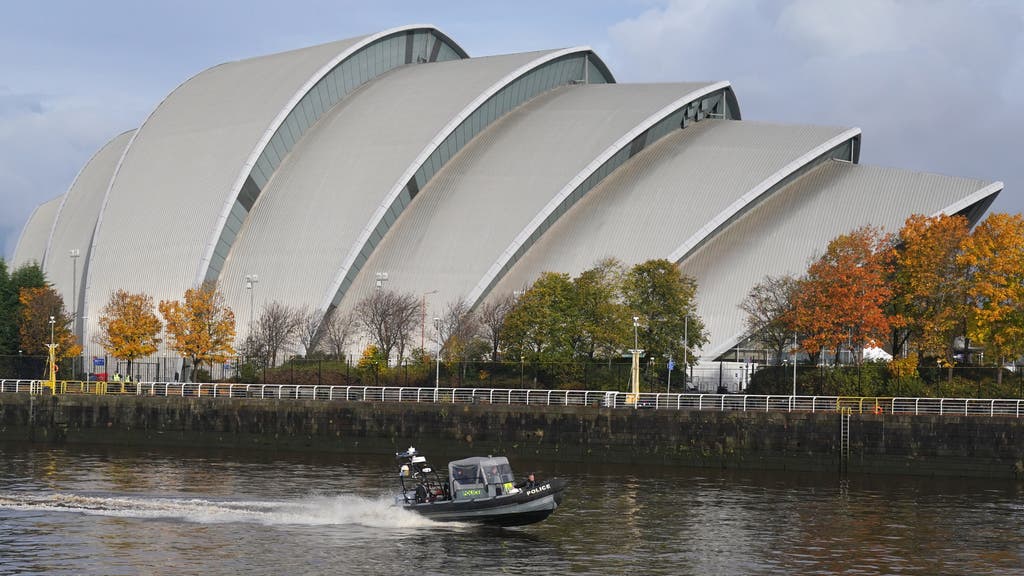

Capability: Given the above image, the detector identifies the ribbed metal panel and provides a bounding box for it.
[43,130,134,327]
[11,195,63,269]
[492,120,851,297]
[679,160,996,359]
[83,33,373,346]
[218,50,566,334]
[336,83,711,319]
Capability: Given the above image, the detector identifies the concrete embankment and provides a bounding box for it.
[1,393,1022,478]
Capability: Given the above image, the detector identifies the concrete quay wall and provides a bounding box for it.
[1,393,1022,478]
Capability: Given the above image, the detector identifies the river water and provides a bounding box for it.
[0,442,1021,575]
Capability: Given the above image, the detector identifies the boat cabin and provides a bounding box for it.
[448,456,516,499]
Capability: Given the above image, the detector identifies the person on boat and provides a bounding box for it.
[515,472,538,489]
[488,466,505,495]
[488,466,501,482]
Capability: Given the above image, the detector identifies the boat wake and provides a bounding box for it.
[0,492,440,529]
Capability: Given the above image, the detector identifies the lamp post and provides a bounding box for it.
[792,333,798,397]
[433,317,441,388]
[245,274,258,336]
[69,249,80,378]
[47,315,56,392]
[421,289,437,351]
[683,313,689,391]
[81,315,88,380]
[633,316,639,352]
[630,316,643,406]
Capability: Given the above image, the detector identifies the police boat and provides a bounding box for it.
[394,447,566,527]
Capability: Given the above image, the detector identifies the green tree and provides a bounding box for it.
[502,272,577,383]
[96,290,163,376]
[573,258,630,361]
[0,259,11,355]
[622,259,706,367]
[0,261,46,355]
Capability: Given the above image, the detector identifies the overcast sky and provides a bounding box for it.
[2,0,1021,260]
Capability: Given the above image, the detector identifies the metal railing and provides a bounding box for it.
[1,380,1021,417]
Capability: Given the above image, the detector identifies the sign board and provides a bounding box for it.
[93,357,105,367]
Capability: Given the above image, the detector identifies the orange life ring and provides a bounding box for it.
[873,404,883,415]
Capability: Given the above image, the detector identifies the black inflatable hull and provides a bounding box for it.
[402,478,566,527]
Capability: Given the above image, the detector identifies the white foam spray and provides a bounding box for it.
[0,492,445,529]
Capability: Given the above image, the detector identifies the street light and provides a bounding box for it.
[245,274,259,336]
[69,249,80,378]
[630,316,643,405]
[683,313,689,392]
[792,332,798,397]
[47,315,56,391]
[69,249,80,323]
[421,289,437,351]
[433,317,442,387]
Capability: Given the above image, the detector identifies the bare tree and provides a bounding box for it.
[239,333,268,373]
[323,307,357,361]
[435,298,480,359]
[739,274,798,365]
[295,305,324,357]
[255,301,299,367]
[478,293,515,361]
[354,290,419,364]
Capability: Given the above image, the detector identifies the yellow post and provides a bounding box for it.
[627,347,641,407]
[44,316,57,394]
[627,316,643,407]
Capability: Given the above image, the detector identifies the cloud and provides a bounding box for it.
[0,88,141,260]
[607,0,1023,216]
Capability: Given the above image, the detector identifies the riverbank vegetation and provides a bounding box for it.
[2,212,1022,397]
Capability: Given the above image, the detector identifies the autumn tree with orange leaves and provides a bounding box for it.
[892,214,972,371]
[19,286,81,363]
[793,226,894,366]
[159,281,236,381]
[96,290,163,376]
[960,213,1024,385]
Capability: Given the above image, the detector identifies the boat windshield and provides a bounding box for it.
[484,462,513,485]
[451,463,483,485]
[449,457,516,498]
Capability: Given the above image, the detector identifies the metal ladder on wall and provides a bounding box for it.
[839,408,851,473]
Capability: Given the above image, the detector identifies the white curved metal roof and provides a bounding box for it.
[10,25,1004,369]
[12,195,63,269]
[339,83,713,317]
[44,130,134,325]
[490,120,855,297]
[680,160,1000,359]
[82,27,464,346]
[218,49,572,332]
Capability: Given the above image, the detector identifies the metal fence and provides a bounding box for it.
[2,379,1021,417]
